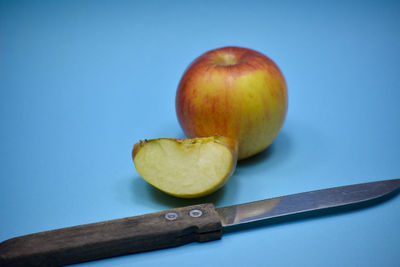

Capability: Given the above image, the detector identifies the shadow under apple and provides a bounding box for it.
[130,173,239,209]
[234,130,292,176]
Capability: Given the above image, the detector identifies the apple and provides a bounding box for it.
[176,46,288,160]
[132,135,238,198]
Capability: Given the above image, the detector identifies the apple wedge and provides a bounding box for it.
[132,135,238,198]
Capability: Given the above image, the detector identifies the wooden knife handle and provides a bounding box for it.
[0,203,222,266]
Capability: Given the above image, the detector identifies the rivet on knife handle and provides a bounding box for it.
[0,203,222,267]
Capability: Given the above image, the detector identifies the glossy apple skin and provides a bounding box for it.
[176,46,288,160]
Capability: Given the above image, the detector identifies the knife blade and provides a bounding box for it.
[1,179,399,266]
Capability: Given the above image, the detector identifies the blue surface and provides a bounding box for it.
[1,0,399,266]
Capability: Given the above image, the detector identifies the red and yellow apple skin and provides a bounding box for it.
[176,46,288,160]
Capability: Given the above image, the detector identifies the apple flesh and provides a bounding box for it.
[132,136,238,198]
[176,46,288,160]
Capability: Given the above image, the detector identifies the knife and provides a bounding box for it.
[1,179,399,266]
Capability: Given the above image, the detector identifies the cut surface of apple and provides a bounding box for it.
[132,136,238,198]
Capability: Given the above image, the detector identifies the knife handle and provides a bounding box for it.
[0,203,222,267]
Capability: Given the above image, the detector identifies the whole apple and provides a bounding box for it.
[176,46,288,160]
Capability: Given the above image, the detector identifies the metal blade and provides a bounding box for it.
[216,179,400,227]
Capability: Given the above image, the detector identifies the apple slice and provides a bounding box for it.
[132,135,238,198]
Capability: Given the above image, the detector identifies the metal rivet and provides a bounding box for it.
[165,212,178,221]
[189,209,203,218]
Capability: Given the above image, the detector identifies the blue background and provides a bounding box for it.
[1,0,399,266]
